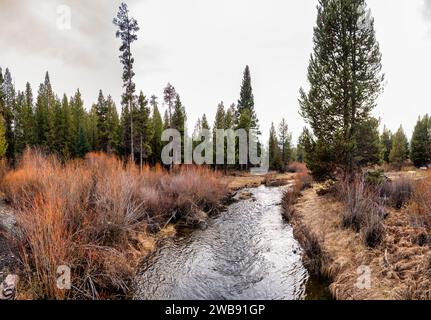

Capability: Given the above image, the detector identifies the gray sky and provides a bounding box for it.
[1,0,431,143]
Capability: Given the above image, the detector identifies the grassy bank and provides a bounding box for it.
[283,172,431,300]
[0,149,228,299]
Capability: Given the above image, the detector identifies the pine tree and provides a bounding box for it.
[95,90,110,152]
[213,102,226,168]
[163,83,176,125]
[87,105,99,152]
[278,118,292,170]
[106,95,121,154]
[14,84,35,154]
[0,116,7,159]
[0,69,8,159]
[236,66,260,169]
[34,72,56,152]
[410,115,430,168]
[354,117,383,165]
[299,0,384,177]
[135,91,153,169]
[53,95,71,160]
[68,90,85,157]
[171,94,186,160]
[268,123,282,171]
[75,126,90,158]
[150,96,163,164]
[380,126,393,163]
[236,66,259,131]
[113,2,140,161]
[1,68,16,160]
[225,104,236,129]
[389,126,409,168]
[163,110,170,130]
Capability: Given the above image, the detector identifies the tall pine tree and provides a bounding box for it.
[113,2,140,161]
[299,0,384,177]
[410,115,430,168]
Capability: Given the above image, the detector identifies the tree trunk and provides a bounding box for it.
[140,134,143,172]
[130,99,134,163]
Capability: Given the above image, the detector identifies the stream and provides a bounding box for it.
[135,185,330,300]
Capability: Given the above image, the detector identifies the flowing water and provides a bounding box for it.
[135,185,330,300]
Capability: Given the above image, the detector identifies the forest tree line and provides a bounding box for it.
[0,65,271,169]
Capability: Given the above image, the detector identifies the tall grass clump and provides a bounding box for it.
[1,149,228,299]
[338,175,385,248]
[380,178,414,209]
[409,172,431,229]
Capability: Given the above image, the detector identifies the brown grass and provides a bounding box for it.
[1,149,228,299]
[291,182,431,300]
[337,176,385,248]
[286,162,308,174]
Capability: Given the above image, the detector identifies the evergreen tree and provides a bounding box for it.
[354,117,382,165]
[213,102,226,168]
[410,115,430,167]
[34,72,56,152]
[0,116,7,159]
[53,95,71,160]
[299,0,384,177]
[75,126,90,158]
[163,83,176,124]
[171,94,186,160]
[389,126,409,167]
[150,96,163,164]
[87,105,99,152]
[1,68,16,160]
[380,126,393,163]
[278,118,292,170]
[268,123,283,171]
[70,90,86,157]
[163,110,170,130]
[236,66,259,131]
[106,95,121,154]
[95,90,110,152]
[113,2,140,161]
[236,66,260,169]
[224,104,236,129]
[135,91,153,169]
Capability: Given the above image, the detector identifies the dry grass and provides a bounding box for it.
[1,149,228,299]
[222,172,295,190]
[286,162,308,174]
[337,176,386,248]
[291,183,431,300]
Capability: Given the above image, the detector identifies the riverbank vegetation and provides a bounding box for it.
[1,149,228,299]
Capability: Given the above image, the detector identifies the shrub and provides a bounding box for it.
[295,172,313,191]
[338,175,385,247]
[362,212,385,248]
[409,173,431,229]
[286,162,308,174]
[1,149,228,299]
[365,169,386,185]
[379,178,414,209]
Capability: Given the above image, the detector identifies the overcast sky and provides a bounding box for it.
[1,0,431,143]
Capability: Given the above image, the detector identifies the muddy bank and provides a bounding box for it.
[290,187,431,300]
[222,172,296,191]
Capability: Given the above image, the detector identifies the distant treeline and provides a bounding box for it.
[0,66,277,168]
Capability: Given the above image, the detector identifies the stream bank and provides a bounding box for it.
[135,185,331,300]
[290,187,431,300]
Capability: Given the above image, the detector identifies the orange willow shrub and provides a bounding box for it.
[1,149,228,299]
